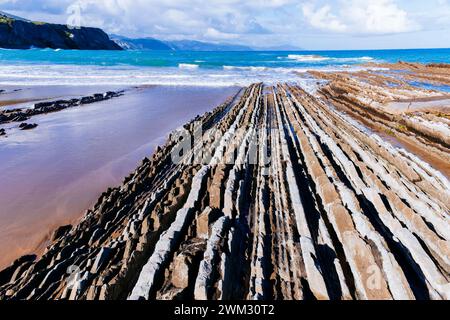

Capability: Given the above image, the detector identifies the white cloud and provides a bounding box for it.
[302,0,420,34]
[0,0,278,40]
[204,27,239,40]
[430,0,450,27]
[302,3,347,32]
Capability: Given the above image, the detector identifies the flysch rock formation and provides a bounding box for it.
[311,67,450,177]
[0,82,449,301]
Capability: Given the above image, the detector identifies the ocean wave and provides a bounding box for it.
[336,56,374,62]
[0,63,387,87]
[287,55,330,62]
[223,66,269,71]
[178,63,199,70]
[286,54,374,63]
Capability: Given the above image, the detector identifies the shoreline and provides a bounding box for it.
[0,77,448,300]
[0,84,241,270]
[0,62,449,300]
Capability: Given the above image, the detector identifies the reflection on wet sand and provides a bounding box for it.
[0,85,239,269]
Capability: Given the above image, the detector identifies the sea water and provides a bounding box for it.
[0,48,449,86]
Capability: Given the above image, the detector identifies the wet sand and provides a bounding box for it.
[0,85,239,270]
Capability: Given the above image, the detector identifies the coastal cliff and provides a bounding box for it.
[0,12,122,50]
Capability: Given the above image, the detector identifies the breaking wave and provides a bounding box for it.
[287,55,330,62]
[178,63,199,70]
[286,54,374,63]
[223,66,269,72]
[0,62,387,87]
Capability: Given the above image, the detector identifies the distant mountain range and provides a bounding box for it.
[110,35,253,51]
[0,11,121,50]
[254,44,304,51]
[111,35,302,51]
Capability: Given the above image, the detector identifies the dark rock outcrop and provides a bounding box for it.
[0,12,122,50]
[0,255,36,287]
[19,123,38,130]
[0,90,124,127]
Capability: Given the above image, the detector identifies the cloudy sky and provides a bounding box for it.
[1,0,449,49]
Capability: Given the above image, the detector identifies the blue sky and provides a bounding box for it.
[1,0,449,50]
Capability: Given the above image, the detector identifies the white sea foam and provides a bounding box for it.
[0,64,384,87]
[223,66,269,71]
[287,54,330,62]
[285,54,374,63]
[178,63,199,70]
[336,56,374,62]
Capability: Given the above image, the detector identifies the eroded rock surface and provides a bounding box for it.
[0,80,448,301]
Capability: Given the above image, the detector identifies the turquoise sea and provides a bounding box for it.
[0,48,449,86]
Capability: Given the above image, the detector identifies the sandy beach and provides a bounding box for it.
[0,85,239,270]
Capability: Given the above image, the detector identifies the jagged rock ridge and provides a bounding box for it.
[0,84,448,300]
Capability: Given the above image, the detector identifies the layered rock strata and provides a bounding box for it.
[0,83,448,301]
